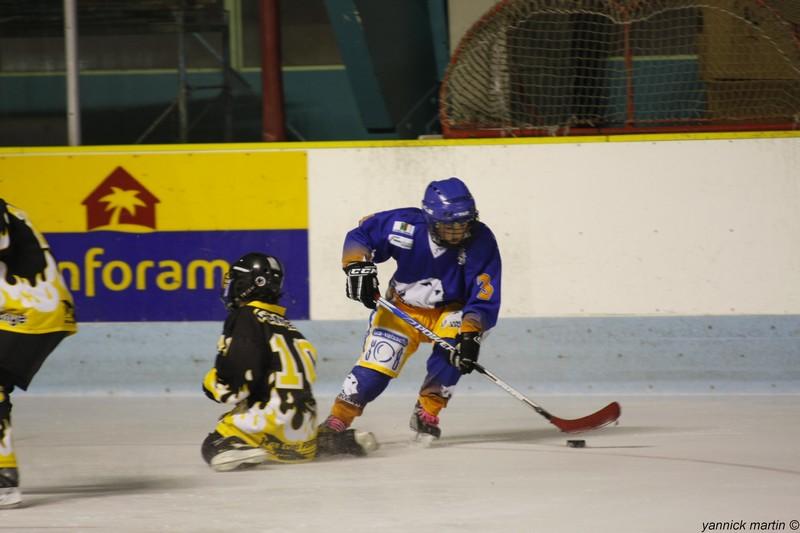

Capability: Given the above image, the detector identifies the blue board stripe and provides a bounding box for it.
[46,230,309,322]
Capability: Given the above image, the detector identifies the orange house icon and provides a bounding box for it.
[83,167,159,231]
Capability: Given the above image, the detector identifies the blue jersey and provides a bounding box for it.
[343,207,501,331]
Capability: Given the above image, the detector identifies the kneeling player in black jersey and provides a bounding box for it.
[201,252,377,471]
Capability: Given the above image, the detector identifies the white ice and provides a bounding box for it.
[4,394,799,532]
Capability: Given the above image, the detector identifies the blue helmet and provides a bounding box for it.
[421,177,478,246]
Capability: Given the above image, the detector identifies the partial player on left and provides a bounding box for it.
[0,199,78,508]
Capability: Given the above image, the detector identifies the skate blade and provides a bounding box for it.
[353,431,379,454]
[210,449,268,472]
[410,433,437,448]
[0,487,22,508]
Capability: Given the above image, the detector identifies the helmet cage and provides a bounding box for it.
[430,218,475,247]
[221,253,284,310]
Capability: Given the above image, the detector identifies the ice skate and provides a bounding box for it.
[0,468,21,509]
[317,416,378,457]
[409,402,441,447]
[201,432,268,472]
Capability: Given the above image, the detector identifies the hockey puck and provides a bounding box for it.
[566,439,586,448]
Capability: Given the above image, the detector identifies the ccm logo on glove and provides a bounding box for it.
[347,265,377,276]
[344,261,380,309]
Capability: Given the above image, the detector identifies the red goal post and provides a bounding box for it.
[440,0,800,138]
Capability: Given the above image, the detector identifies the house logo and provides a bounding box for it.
[83,167,159,232]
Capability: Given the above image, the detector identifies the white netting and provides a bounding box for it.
[441,0,800,137]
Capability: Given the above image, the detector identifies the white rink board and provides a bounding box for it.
[308,137,800,320]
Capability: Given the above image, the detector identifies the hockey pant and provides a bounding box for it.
[332,300,464,423]
[207,382,318,463]
[0,330,68,390]
[0,331,68,471]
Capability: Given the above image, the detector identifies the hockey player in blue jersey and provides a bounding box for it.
[319,177,502,442]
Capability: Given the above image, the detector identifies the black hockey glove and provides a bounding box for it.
[451,331,481,374]
[344,261,379,309]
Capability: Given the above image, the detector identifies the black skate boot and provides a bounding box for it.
[410,402,441,445]
[201,432,268,472]
[0,468,21,508]
[317,416,378,457]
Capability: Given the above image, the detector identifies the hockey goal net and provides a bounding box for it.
[440,0,800,137]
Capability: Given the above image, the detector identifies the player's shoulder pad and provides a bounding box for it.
[390,207,425,225]
[472,221,498,242]
[379,206,424,221]
[359,207,425,228]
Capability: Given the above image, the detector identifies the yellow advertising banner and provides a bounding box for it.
[0,149,307,232]
[0,146,309,321]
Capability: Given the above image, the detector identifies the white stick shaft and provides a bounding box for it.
[375,297,551,417]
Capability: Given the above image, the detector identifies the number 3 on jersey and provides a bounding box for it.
[476,273,495,301]
[270,334,318,389]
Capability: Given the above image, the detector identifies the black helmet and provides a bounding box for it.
[221,252,284,310]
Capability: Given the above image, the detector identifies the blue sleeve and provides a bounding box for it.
[342,208,410,265]
[462,224,502,331]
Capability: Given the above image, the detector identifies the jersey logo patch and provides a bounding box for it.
[439,311,462,329]
[394,278,444,308]
[363,328,408,372]
[391,221,415,236]
[388,234,413,249]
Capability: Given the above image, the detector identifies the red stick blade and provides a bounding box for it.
[550,401,621,433]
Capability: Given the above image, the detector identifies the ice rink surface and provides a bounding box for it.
[3,393,799,533]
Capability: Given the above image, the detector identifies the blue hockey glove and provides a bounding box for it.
[452,332,481,374]
[344,261,379,309]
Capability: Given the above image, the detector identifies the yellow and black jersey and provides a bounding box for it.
[0,199,77,335]
[203,301,318,462]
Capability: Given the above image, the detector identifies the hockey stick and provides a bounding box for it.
[376,297,621,433]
